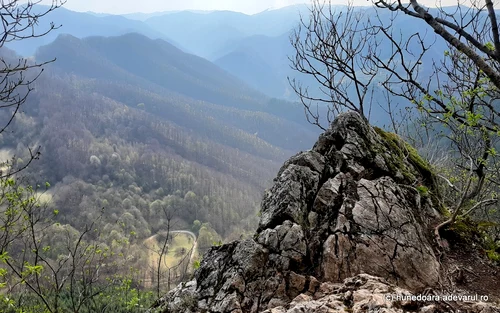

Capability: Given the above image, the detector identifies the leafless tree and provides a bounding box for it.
[156,206,174,298]
[290,0,500,248]
[372,0,500,248]
[144,205,178,298]
[0,0,65,178]
[0,180,120,312]
[289,1,383,129]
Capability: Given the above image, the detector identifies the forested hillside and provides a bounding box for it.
[1,32,318,250]
[5,75,265,238]
[35,33,317,147]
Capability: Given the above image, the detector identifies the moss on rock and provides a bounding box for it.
[372,127,447,215]
[373,127,432,180]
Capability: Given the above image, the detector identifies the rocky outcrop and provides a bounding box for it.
[262,274,499,313]
[150,112,498,313]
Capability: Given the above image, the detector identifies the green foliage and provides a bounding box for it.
[191,220,202,235]
[444,216,496,247]
[416,184,429,196]
[198,223,222,249]
[0,251,9,263]
[480,225,500,264]
[0,173,160,313]
[373,127,435,186]
[486,249,500,263]
[193,259,201,270]
[0,281,155,313]
[485,41,495,52]
[90,272,155,313]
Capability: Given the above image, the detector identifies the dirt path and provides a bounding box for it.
[173,231,198,273]
[142,230,197,287]
[144,230,197,264]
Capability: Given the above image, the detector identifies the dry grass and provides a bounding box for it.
[145,232,195,269]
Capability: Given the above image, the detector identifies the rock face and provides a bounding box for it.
[150,112,497,313]
[262,274,499,313]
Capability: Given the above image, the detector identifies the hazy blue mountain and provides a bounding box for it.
[213,31,323,100]
[249,5,309,34]
[34,33,318,146]
[144,5,309,60]
[212,6,451,100]
[122,10,216,21]
[214,48,285,98]
[4,5,174,56]
[84,11,111,17]
[145,11,248,60]
[35,33,267,110]
[142,5,365,98]
[122,11,176,21]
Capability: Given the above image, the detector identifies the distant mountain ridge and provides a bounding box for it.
[140,4,455,101]
[142,4,310,60]
[4,5,181,56]
[121,10,217,21]
[5,4,456,101]
[4,4,331,99]
[35,32,318,151]
[36,33,267,109]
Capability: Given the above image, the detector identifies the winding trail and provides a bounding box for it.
[171,230,198,271]
[142,230,198,287]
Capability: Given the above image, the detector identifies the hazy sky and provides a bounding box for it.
[32,0,459,15]
[29,0,310,14]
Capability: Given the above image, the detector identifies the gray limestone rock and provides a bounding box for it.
[149,112,497,313]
